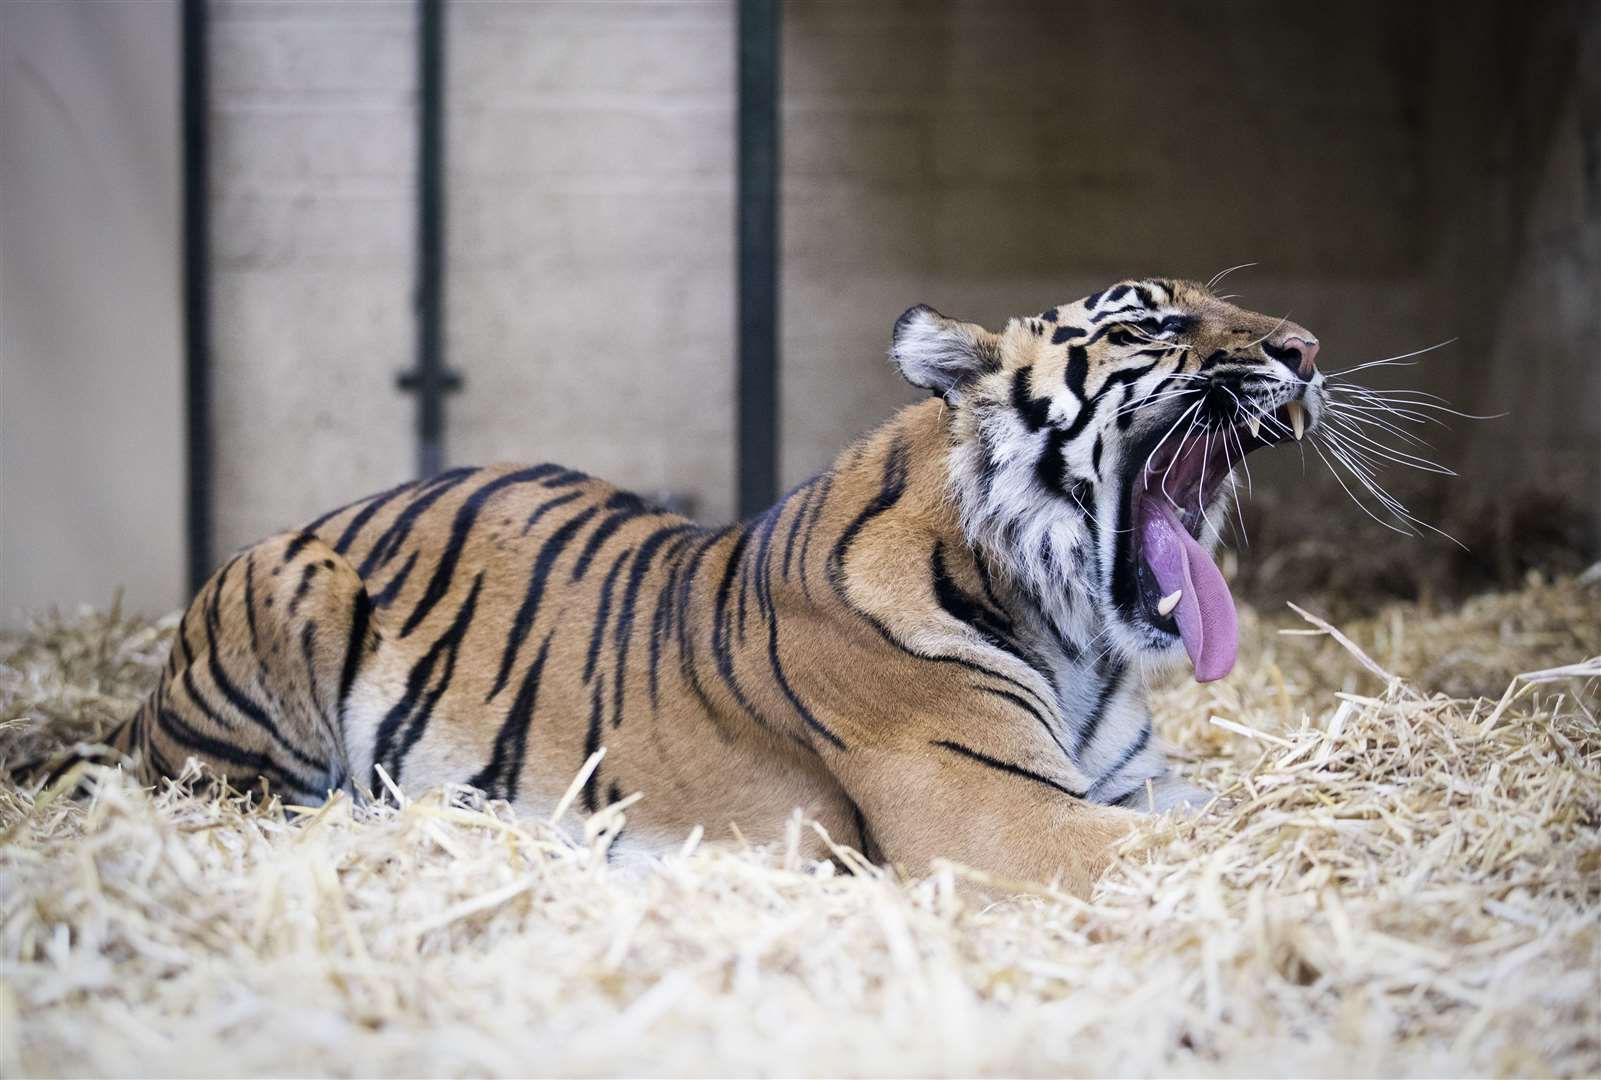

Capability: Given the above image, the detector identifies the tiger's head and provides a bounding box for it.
[890,278,1326,683]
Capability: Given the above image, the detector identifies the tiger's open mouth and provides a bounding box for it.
[1129,399,1310,682]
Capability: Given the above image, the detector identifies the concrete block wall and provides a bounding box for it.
[445,0,736,522]
[209,0,416,555]
[0,1,184,625]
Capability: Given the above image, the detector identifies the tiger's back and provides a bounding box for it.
[120,459,882,854]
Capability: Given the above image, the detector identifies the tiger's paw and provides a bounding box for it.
[1124,774,1221,815]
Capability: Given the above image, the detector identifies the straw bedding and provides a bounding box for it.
[2,574,1597,1078]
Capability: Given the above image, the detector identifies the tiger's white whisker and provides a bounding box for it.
[1205,261,1258,290]
[1322,338,1458,379]
[1323,419,1456,475]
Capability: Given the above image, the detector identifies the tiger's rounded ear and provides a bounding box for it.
[889,304,1001,397]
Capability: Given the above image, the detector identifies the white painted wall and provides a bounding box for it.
[0,0,184,626]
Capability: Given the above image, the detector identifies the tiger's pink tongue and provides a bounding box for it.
[1138,500,1238,682]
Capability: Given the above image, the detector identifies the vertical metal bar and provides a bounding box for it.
[411,0,451,478]
[182,0,213,592]
[736,0,779,518]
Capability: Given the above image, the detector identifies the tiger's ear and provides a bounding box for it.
[889,304,1000,396]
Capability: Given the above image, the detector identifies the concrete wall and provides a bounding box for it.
[1422,0,1600,555]
[208,0,737,543]
[445,0,736,522]
[0,1,184,625]
[209,0,416,554]
[776,0,1437,492]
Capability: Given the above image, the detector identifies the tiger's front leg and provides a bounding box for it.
[1136,772,1217,813]
[856,751,1141,896]
[825,687,1143,897]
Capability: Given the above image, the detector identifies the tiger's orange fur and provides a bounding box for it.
[90,278,1325,896]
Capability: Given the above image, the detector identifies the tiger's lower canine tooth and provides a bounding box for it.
[1245,415,1261,439]
[1286,400,1306,440]
[1157,589,1183,616]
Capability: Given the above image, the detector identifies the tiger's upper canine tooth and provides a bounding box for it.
[1286,400,1307,441]
[1245,415,1262,440]
[1156,589,1183,617]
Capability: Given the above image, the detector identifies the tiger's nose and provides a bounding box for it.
[1282,336,1319,379]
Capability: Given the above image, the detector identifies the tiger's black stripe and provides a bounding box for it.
[541,467,588,489]
[571,492,653,582]
[795,471,834,599]
[400,465,558,638]
[830,441,1057,721]
[582,677,606,812]
[299,622,324,712]
[143,716,181,786]
[750,495,785,621]
[282,531,318,566]
[521,490,583,535]
[1012,368,1052,431]
[828,439,909,589]
[931,739,1086,799]
[304,476,413,539]
[330,477,427,555]
[168,608,194,675]
[1087,722,1153,804]
[203,560,327,776]
[177,661,322,793]
[752,487,845,749]
[1095,358,1162,402]
[735,534,754,644]
[781,478,820,580]
[973,684,1071,761]
[372,573,484,783]
[358,467,478,578]
[674,527,738,736]
[583,547,634,683]
[612,524,699,728]
[1057,390,1100,443]
[1034,427,1076,502]
[486,505,600,703]
[158,706,313,799]
[468,628,554,803]
[709,528,772,730]
[931,542,1029,663]
[1073,661,1127,754]
[336,588,374,722]
[372,551,417,608]
[288,561,321,618]
[243,552,261,656]
[646,556,682,710]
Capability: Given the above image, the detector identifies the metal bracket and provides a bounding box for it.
[396,368,463,394]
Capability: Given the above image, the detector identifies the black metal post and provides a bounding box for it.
[400,0,459,478]
[736,0,779,518]
[182,0,213,592]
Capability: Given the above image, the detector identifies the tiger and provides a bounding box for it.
[70,277,1324,897]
